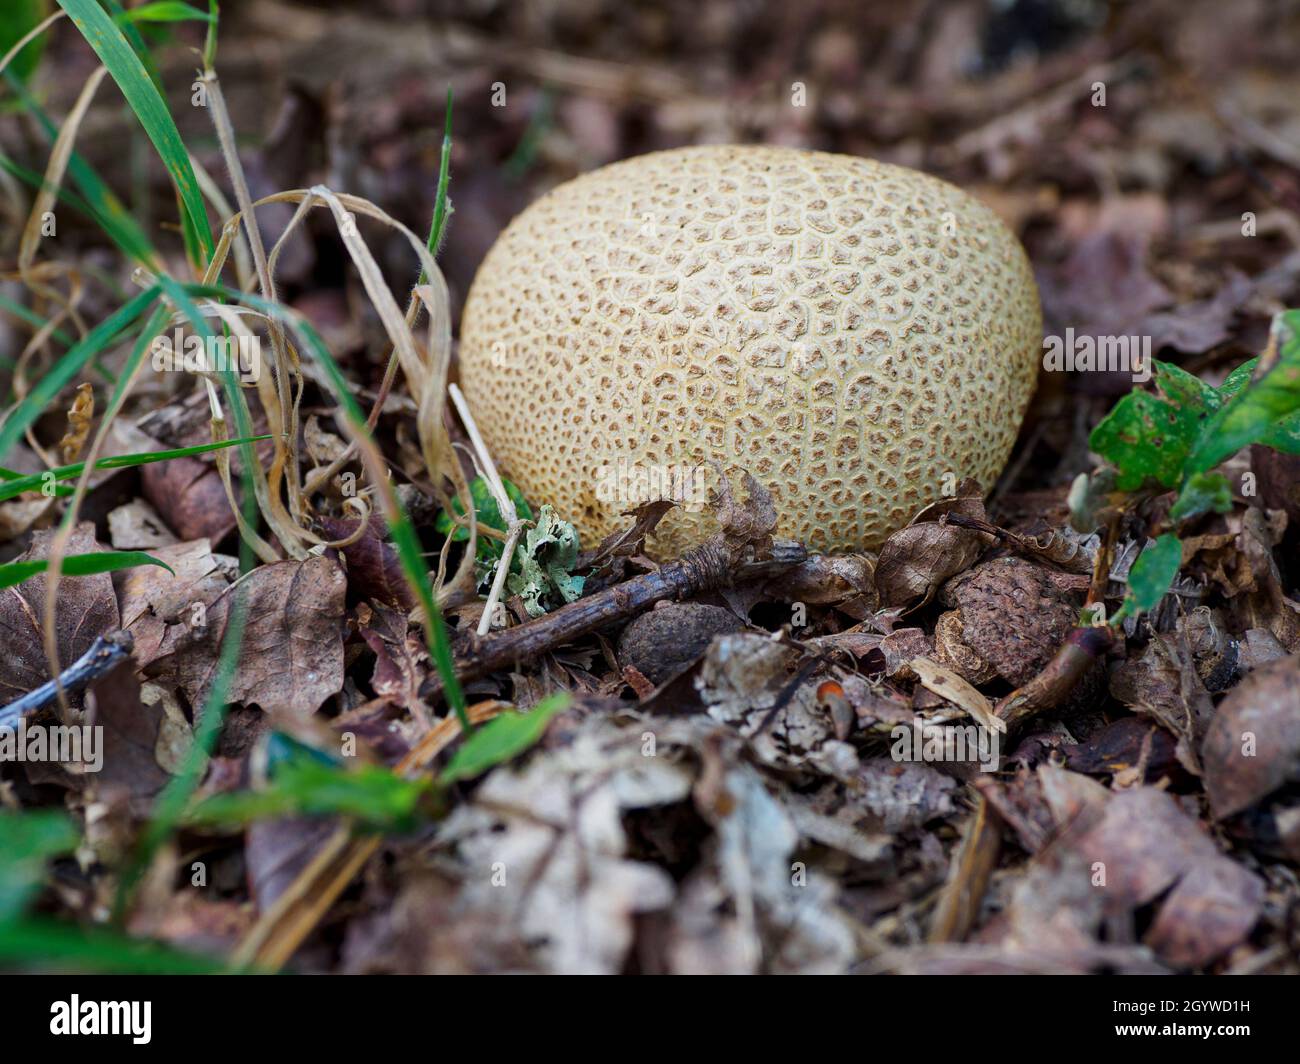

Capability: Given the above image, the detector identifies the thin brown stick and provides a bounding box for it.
[994,624,1113,731]
[422,538,808,699]
[941,512,1095,574]
[929,795,1002,944]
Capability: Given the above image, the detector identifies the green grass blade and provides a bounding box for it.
[0,0,49,89]
[0,151,151,268]
[186,758,430,829]
[116,285,258,920]
[0,917,228,974]
[116,1,214,24]
[0,434,271,503]
[56,0,214,261]
[0,75,159,264]
[421,87,454,267]
[0,550,173,589]
[0,810,80,922]
[101,0,166,89]
[0,291,74,350]
[0,285,159,463]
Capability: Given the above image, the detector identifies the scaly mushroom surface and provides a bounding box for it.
[459,145,1041,555]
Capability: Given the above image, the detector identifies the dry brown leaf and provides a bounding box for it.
[763,553,877,616]
[116,539,233,670]
[148,555,348,717]
[909,656,1005,734]
[1202,655,1300,820]
[141,454,237,545]
[359,601,431,715]
[318,516,415,611]
[0,523,119,708]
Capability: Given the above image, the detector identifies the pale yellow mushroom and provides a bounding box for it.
[459,145,1041,557]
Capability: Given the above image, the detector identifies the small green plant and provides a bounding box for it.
[1083,308,1300,625]
[435,474,534,568]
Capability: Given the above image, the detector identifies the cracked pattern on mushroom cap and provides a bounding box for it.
[458,145,1041,556]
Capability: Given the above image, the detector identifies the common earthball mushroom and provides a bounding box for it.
[458,145,1041,556]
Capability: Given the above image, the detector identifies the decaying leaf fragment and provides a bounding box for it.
[668,761,857,974]
[1202,655,1300,820]
[147,555,347,717]
[873,485,991,611]
[431,716,688,973]
[58,382,95,465]
[695,632,857,778]
[1109,632,1215,775]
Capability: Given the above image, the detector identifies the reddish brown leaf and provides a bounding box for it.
[319,516,415,611]
[359,601,430,713]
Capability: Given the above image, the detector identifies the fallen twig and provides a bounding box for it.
[940,512,1095,574]
[0,631,134,729]
[423,538,808,699]
[993,624,1113,731]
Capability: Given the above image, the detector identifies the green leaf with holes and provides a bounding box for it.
[1089,362,1219,491]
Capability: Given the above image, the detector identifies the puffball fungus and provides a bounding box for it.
[458,145,1041,555]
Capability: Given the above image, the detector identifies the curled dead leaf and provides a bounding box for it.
[1202,655,1300,820]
